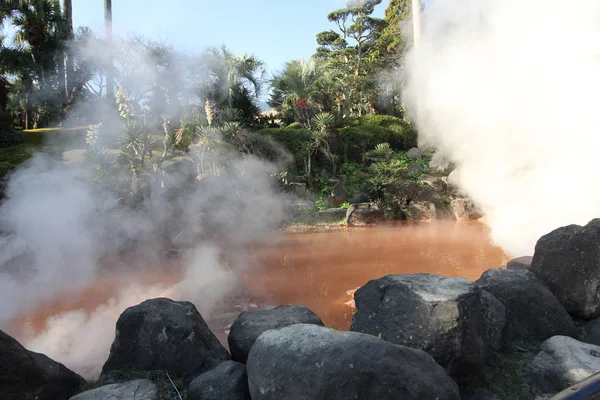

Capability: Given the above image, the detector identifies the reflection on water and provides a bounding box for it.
[243,221,509,330]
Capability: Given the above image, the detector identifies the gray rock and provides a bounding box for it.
[0,329,85,400]
[507,256,533,270]
[345,203,384,226]
[348,192,369,204]
[476,269,576,344]
[188,361,250,400]
[451,198,484,220]
[429,152,455,175]
[247,324,460,400]
[582,318,600,346]
[523,336,600,396]
[350,274,505,383]
[101,298,230,381]
[530,219,600,319]
[228,305,324,363]
[70,380,158,400]
[318,208,347,220]
[289,182,307,196]
[407,147,422,160]
[407,185,455,221]
[407,161,423,176]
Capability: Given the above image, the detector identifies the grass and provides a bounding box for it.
[80,369,187,400]
[462,341,541,400]
[1,126,91,178]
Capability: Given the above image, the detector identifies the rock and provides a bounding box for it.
[582,318,600,346]
[523,336,600,396]
[289,182,307,196]
[247,324,460,400]
[530,219,600,319]
[0,329,85,400]
[318,208,347,220]
[188,361,250,400]
[228,305,323,363]
[446,169,464,196]
[101,298,230,380]
[506,256,533,270]
[476,269,576,344]
[407,185,455,221]
[419,174,447,192]
[429,152,455,175]
[407,161,423,176]
[451,198,484,220]
[407,147,422,160]
[348,192,369,204]
[350,274,505,383]
[345,202,384,226]
[70,380,158,400]
[328,176,348,207]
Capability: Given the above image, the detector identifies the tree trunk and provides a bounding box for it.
[63,0,74,101]
[104,0,114,101]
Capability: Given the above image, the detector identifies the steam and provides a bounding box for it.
[0,34,286,377]
[402,0,600,256]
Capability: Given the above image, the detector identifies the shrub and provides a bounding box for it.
[351,114,417,149]
[0,130,24,148]
[363,158,412,219]
[254,128,312,159]
[0,111,13,130]
[338,125,398,162]
[286,122,303,129]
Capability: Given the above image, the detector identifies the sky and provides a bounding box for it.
[72,0,386,78]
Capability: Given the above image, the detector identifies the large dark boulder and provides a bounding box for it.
[70,380,158,400]
[523,336,600,397]
[345,202,384,226]
[228,305,324,363]
[506,256,532,270]
[476,269,576,344]
[247,324,460,400]
[350,274,505,383]
[530,219,600,319]
[188,361,250,400]
[101,298,230,380]
[0,329,85,400]
[582,317,600,346]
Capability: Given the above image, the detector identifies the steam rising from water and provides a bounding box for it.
[0,35,286,377]
[402,0,600,256]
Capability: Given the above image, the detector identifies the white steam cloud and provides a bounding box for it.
[403,0,600,256]
[0,34,288,377]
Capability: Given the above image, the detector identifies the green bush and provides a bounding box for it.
[338,125,399,162]
[254,128,312,158]
[286,122,303,129]
[351,114,417,150]
[0,112,13,130]
[0,161,14,178]
[0,130,24,148]
[363,158,412,219]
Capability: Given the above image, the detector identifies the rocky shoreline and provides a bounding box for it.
[6,219,600,399]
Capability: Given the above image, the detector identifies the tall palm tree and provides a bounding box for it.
[199,46,265,124]
[62,0,73,99]
[104,0,113,100]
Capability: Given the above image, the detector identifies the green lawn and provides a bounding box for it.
[0,127,88,178]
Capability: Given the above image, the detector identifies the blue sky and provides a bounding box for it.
[72,0,386,77]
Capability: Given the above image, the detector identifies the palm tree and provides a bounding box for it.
[104,0,113,100]
[198,46,265,124]
[62,0,73,99]
[269,59,331,128]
